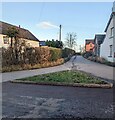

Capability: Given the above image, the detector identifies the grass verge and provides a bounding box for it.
[12,70,113,88]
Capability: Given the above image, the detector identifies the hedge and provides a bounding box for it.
[62,48,76,58]
[1,47,76,72]
[50,47,62,61]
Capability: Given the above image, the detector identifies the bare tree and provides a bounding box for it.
[65,32,77,49]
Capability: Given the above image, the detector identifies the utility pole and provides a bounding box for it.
[59,25,62,41]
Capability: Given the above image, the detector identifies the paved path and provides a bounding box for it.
[1,56,114,83]
[2,82,113,119]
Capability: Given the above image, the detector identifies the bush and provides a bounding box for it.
[87,55,115,67]
[2,47,15,66]
[2,46,76,72]
[76,52,81,56]
[49,47,62,61]
[82,51,93,58]
[62,48,76,58]
[2,58,64,72]
[2,47,63,67]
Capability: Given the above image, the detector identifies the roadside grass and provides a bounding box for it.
[17,70,106,84]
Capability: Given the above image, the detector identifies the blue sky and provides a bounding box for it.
[2,2,113,48]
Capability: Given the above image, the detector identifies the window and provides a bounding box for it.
[109,45,112,57]
[3,36,9,44]
[111,27,114,37]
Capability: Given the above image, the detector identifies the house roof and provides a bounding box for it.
[85,39,94,45]
[105,12,115,32]
[39,41,46,46]
[94,34,106,45]
[0,21,39,42]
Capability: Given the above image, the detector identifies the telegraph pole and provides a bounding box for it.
[59,25,62,41]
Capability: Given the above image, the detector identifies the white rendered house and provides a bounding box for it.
[0,21,39,48]
[100,2,115,62]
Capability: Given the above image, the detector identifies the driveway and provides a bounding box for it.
[1,56,114,83]
[2,82,113,119]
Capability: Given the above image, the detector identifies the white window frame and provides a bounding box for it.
[110,27,114,37]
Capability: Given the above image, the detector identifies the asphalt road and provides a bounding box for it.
[2,82,114,119]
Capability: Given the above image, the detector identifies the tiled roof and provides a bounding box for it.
[94,34,106,45]
[85,39,94,45]
[0,21,39,42]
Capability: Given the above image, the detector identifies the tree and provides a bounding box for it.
[55,40,63,49]
[6,27,19,48]
[6,27,19,64]
[46,39,63,49]
[65,32,77,49]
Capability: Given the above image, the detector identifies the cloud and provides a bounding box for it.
[37,21,59,29]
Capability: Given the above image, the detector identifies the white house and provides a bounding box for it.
[0,21,40,48]
[100,2,115,62]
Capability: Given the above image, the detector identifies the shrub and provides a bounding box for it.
[76,52,81,56]
[49,47,62,61]
[95,56,106,63]
[2,46,75,72]
[2,47,15,66]
[2,47,52,66]
[34,47,51,64]
[87,55,115,67]
[83,51,93,58]
[2,47,65,71]
[62,48,76,58]
[2,58,64,72]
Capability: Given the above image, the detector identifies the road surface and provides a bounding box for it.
[2,82,113,119]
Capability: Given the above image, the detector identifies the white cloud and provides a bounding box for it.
[37,21,59,29]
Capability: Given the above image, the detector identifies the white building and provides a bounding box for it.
[100,2,115,62]
[0,21,39,48]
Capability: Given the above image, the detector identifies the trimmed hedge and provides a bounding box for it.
[2,58,64,72]
[2,47,62,67]
[62,48,76,58]
[50,47,62,61]
[2,47,75,72]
